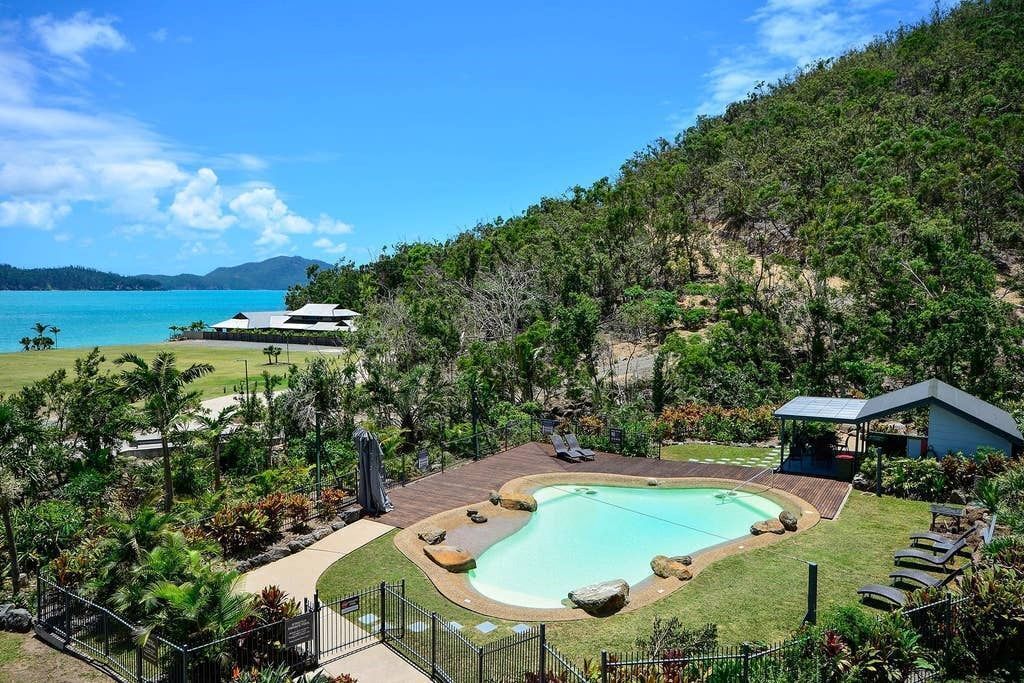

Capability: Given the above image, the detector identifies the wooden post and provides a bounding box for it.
[538,624,547,680]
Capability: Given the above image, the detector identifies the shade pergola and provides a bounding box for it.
[773,397,871,474]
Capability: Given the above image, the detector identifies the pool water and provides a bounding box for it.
[467,484,783,608]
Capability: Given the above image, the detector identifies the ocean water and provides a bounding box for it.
[467,484,783,608]
[0,290,287,351]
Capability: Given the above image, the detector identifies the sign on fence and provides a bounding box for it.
[608,427,624,447]
[142,639,160,665]
[339,595,360,615]
[284,612,316,646]
[540,419,557,435]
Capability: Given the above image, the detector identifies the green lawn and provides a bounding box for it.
[0,342,329,400]
[317,493,931,661]
[661,442,780,469]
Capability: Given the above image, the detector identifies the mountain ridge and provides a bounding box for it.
[0,256,330,291]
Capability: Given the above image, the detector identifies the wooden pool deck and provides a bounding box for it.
[381,442,851,528]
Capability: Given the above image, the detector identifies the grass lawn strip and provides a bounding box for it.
[317,493,931,662]
[0,342,327,400]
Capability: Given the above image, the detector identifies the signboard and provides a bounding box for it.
[608,427,624,447]
[416,449,430,471]
[284,612,315,646]
[141,639,160,665]
[339,595,360,615]
[540,418,557,436]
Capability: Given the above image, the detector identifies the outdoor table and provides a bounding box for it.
[930,503,965,531]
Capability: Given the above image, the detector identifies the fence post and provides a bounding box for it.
[402,451,407,486]
[875,449,883,497]
[379,582,387,644]
[538,623,547,680]
[805,562,818,625]
[135,643,143,681]
[179,647,189,683]
[478,645,484,683]
[741,642,751,683]
[314,589,321,663]
[399,579,406,639]
[430,612,438,679]
[601,650,608,683]
[102,612,109,657]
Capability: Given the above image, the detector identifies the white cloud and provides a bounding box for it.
[313,237,347,254]
[150,28,168,43]
[683,0,888,126]
[169,168,236,230]
[229,185,352,247]
[0,199,70,229]
[30,12,129,64]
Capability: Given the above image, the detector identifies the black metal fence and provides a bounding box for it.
[35,577,590,683]
[599,595,971,683]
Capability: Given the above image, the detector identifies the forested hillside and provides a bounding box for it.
[0,264,161,291]
[288,0,1024,424]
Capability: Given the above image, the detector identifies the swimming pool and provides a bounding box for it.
[467,484,784,609]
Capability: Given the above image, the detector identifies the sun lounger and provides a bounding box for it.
[909,526,975,549]
[889,564,967,589]
[564,433,595,460]
[894,538,967,569]
[550,434,581,463]
[859,566,964,607]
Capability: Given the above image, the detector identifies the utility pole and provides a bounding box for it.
[237,358,250,399]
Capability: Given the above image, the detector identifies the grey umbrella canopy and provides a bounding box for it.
[353,427,393,516]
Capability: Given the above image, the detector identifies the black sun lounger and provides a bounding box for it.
[894,538,967,570]
[890,564,968,589]
[565,433,596,460]
[909,526,975,549]
[858,566,963,607]
[550,434,582,463]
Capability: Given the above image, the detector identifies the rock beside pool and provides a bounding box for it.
[779,510,799,532]
[488,490,501,505]
[424,545,477,572]
[498,493,538,512]
[651,555,692,581]
[670,555,693,566]
[568,579,630,616]
[647,478,660,487]
[470,513,488,524]
[418,526,446,545]
[750,519,786,535]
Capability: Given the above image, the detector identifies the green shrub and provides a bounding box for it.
[62,470,111,508]
[14,500,85,570]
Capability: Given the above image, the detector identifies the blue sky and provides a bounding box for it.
[1,0,937,275]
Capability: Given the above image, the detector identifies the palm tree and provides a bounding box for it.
[90,508,173,599]
[49,326,60,347]
[32,322,47,337]
[115,352,214,512]
[18,337,31,352]
[284,357,343,494]
[0,398,40,597]
[195,405,237,491]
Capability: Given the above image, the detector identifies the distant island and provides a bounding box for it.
[0,256,330,291]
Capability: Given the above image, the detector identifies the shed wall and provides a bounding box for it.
[928,404,1011,457]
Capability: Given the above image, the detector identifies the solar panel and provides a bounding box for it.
[773,396,867,422]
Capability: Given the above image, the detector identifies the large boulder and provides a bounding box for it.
[779,510,799,532]
[750,519,786,535]
[568,579,630,616]
[498,493,538,512]
[0,605,32,633]
[424,545,477,573]
[651,555,692,581]
[418,526,447,545]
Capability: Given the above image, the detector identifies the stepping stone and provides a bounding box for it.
[408,621,428,633]
[446,621,463,631]
[358,614,378,625]
[475,621,497,634]
[512,624,531,635]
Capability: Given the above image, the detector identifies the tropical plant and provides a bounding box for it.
[0,397,41,597]
[115,352,214,511]
[196,405,238,491]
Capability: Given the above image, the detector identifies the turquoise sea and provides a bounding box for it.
[0,290,286,352]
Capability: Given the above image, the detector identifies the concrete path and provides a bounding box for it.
[241,519,393,600]
[240,519,429,683]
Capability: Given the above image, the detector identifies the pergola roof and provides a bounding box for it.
[774,378,1024,445]
[774,396,868,423]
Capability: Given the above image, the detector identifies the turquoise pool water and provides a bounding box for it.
[467,484,783,608]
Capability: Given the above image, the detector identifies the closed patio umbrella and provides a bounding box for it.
[353,426,393,515]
